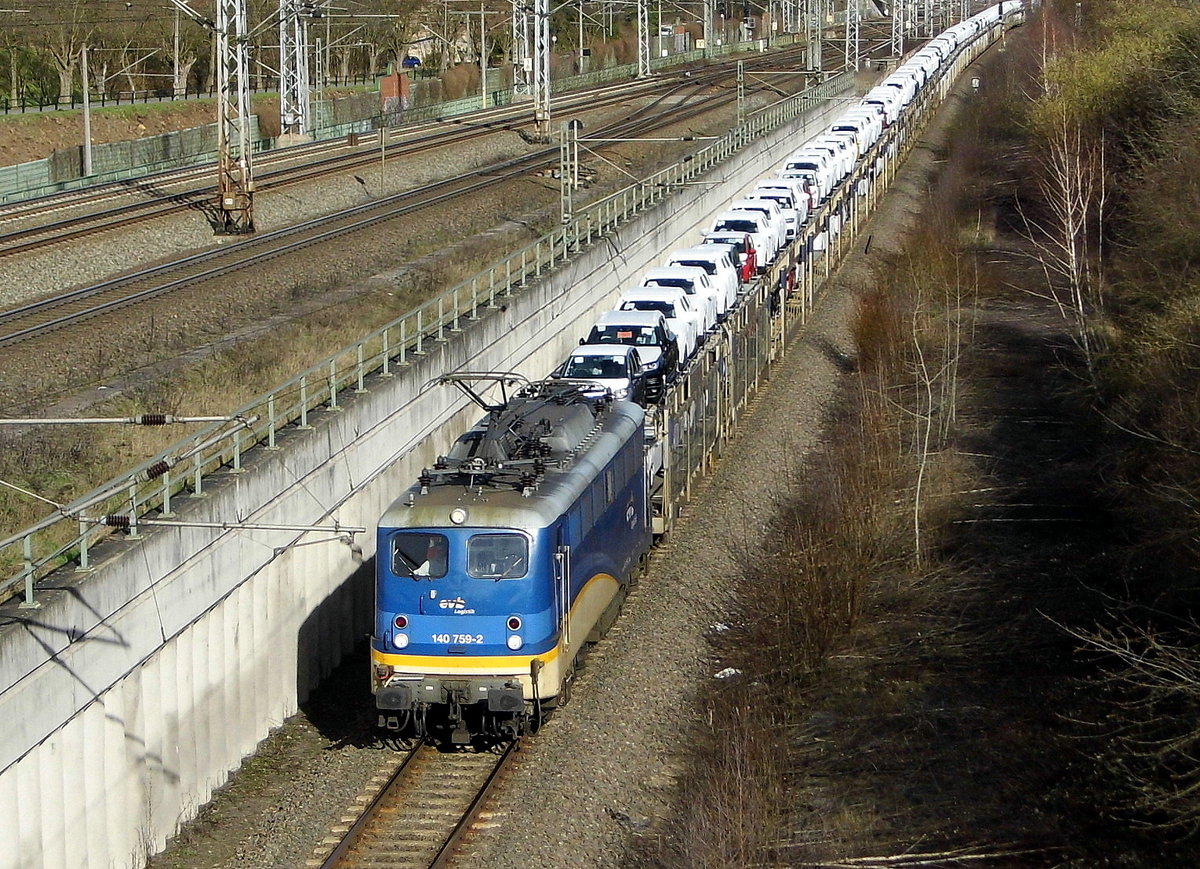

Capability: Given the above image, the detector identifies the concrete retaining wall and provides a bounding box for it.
[0,90,847,869]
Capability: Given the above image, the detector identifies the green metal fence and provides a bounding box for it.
[0,36,797,204]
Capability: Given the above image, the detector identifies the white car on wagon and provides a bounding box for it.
[641,265,720,333]
[667,246,741,315]
[616,286,704,360]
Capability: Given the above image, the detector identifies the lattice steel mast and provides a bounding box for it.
[167,0,255,234]
[805,0,822,70]
[214,0,255,233]
[844,0,858,70]
[890,0,904,56]
[533,0,550,140]
[512,0,531,96]
[279,0,312,136]
[637,0,650,78]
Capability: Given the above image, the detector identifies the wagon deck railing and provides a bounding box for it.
[0,70,853,607]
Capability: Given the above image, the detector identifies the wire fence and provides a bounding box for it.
[0,73,383,115]
[0,31,799,115]
[0,34,802,204]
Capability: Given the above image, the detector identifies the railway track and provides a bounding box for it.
[319,742,517,869]
[0,65,804,347]
[0,49,811,258]
[0,79,660,256]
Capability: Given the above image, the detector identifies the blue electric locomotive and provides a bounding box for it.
[371,373,652,742]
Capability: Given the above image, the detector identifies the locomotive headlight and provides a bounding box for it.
[506,634,524,651]
[449,507,468,525]
[393,633,410,649]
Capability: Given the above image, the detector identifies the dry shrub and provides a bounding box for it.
[750,387,911,667]
[851,288,905,378]
[440,64,479,101]
[1100,297,1200,592]
[1073,619,1200,838]
[611,31,638,65]
[634,689,787,869]
[1116,113,1200,311]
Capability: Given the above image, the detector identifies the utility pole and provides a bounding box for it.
[81,44,92,176]
[173,9,184,96]
[559,122,572,225]
[559,117,583,227]
[479,0,487,109]
[736,59,745,127]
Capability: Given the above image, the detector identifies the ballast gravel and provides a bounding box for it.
[40,61,973,869]
[453,80,978,869]
[0,133,531,310]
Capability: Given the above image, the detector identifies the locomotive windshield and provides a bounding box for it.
[467,533,528,579]
[392,532,449,578]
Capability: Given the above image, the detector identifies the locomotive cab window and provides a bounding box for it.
[392,532,448,578]
[467,533,528,579]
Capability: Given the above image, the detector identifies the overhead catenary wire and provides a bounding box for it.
[0,414,251,426]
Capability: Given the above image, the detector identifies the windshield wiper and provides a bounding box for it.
[394,550,426,579]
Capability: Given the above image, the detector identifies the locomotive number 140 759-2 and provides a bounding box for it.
[432,633,485,644]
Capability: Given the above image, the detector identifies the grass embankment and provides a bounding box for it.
[0,220,544,587]
[636,4,1200,865]
[0,94,718,592]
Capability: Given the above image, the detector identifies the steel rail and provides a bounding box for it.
[0,75,670,224]
[429,741,519,869]
[319,741,518,869]
[317,745,424,869]
[0,75,695,256]
[0,73,773,346]
[0,48,812,256]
